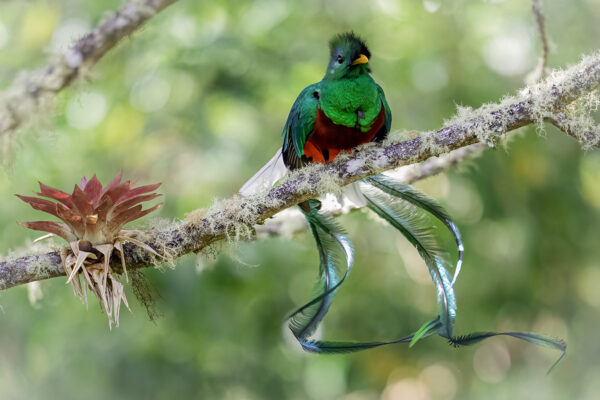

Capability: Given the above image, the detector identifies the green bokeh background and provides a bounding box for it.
[1,0,600,399]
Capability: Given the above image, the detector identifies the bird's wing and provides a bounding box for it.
[240,84,320,195]
[375,84,392,141]
[282,83,320,169]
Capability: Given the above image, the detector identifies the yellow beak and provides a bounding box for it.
[351,54,369,65]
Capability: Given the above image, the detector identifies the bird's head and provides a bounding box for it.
[324,32,371,80]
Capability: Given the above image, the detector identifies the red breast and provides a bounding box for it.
[304,105,386,164]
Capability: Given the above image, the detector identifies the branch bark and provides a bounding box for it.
[0,0,178,138]
[548,111,600,147]
[258,0,560,240]
[1,50,600,291]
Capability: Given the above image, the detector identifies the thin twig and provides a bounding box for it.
[405,0,553,185]
[530,0,550,82]
[0,0,178,139]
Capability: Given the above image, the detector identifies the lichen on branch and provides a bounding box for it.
[1,49,600,291]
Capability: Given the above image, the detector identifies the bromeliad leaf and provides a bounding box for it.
[17,173,163,328]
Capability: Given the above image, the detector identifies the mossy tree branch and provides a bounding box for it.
[1,50,599,291]
[0,0,178,138]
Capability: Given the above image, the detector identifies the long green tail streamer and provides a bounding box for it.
[286,177,566,371]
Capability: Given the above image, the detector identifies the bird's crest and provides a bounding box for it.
[328,32,371,59]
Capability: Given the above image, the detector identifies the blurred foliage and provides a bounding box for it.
[1,0,600,399]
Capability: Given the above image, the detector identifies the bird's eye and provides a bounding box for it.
[336,55,343,64]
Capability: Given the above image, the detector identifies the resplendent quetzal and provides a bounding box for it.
[280,33,389,169]
[241,32,565,369]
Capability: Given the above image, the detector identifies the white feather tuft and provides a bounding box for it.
[340,182,367,208]
[240,150,366,214]
[239,149,287,196]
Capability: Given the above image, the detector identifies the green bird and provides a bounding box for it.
[240,33,565,369]
[242,31,463,350]
[280,32,391,169]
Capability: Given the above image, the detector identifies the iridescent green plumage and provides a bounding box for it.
[282,32,391,168]
[242,32,565,370]
[285,33,465,354]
